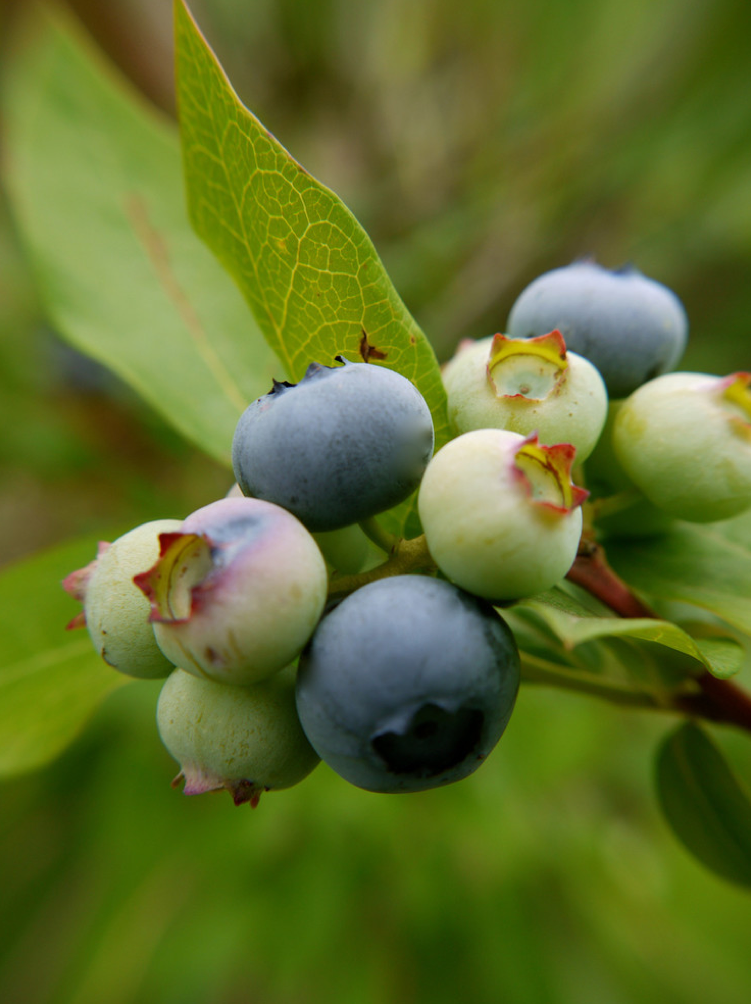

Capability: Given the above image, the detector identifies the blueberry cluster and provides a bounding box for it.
[63,262,751,807]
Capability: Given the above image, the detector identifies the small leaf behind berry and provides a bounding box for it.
[656,722,751,888]
[519,590,744,680]
[608,517,751,635]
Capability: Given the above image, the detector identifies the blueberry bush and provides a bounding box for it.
[3,2,751,1000]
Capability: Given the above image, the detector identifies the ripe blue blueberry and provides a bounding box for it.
[506,260,688,399]
[232,357,435,531]
[295,575,520,793]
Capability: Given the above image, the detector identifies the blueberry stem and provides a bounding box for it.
[566,537,751,734]
[327,534,436,600]
[566,537,654,619]
[521,652,671,711]
[358,517,399,554]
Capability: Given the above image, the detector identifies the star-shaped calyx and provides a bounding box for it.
[487,330,568,401]
[511,433,589,514]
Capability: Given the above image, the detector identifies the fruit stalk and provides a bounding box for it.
[327,535,436,599]
[567,538,751,734]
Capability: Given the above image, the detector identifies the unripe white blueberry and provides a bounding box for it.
[63,519,182,679]
[612,371,751,523]
[135,497,328,685]
[157,666,320,806]
[443,331,608,462]
[583,401,675,539]
[418,429,587,599]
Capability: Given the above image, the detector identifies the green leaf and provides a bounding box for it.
[0,538,129,778]
[713,507,751,549]
[607,521,751,635]
[656,722,751,888]
[174,0,450,441]
[3,6,277,466]
[519,590,744,680]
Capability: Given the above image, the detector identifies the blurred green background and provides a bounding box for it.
[1,0,751,1002]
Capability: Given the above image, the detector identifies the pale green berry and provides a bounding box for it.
[135,497,328,686]
[442,330,608,462]
[612,371,751,522]
[418,429,587,600]
[583,400,675,539]
[156,666,320,806]
[313,523,371,575]
[63,519,182,679]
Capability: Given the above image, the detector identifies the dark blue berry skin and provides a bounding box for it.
[232,358,435,532]
[295,575,520,793]
[506,261,688,399]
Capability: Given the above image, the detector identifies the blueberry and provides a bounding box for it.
[612,371,751,522]
[581,401,676,540]
[157,666,319,807]
[295,575,520,793]
[232,358,435,531]
[506,260,688,399]
[63,519,182,679]
[418,429,587,600]
[134,497,328,685]
[442,330,608,462]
